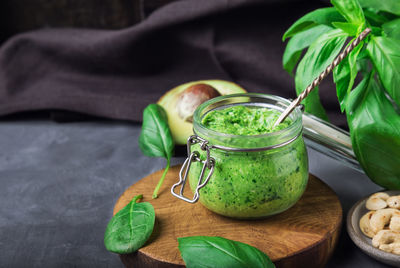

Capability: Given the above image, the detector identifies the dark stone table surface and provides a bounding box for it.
[0,120,392,267]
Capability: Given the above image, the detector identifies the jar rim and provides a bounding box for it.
[193,93,303,148]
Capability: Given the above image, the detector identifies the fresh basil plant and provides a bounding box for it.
[139,104,174,198]
[283,0,400,189]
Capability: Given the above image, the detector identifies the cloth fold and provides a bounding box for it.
[0,0,346,126]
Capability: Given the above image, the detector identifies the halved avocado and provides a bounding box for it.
[157,80,247,145]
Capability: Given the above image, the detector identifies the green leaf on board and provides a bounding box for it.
[367,36,400,107]
[382,18,400,39]
[178,236,275,268]
[333,40,363,111]
[295,29,347,120]
[104,195,155,254]
[358,0,400,16]
[139,104,174,198]
[331,0,365,28]
[283,24,333,75]
[283,7,345,41]
[346,72,400,189]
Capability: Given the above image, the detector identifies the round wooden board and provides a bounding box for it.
[114,165,342,268]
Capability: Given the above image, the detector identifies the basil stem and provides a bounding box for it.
[152,158,170,199]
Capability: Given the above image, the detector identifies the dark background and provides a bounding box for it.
[0,0,347,128]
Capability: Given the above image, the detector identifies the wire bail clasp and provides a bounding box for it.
[171,135,215,203]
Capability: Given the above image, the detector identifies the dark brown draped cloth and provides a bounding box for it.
[0,0,346,126]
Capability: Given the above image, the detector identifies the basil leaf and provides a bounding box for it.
[332,22,359,36]
[283,25,333,75]
[358,0,400,16]
[104,195,155,254]
[139,104,174,198]
[346,72,400,189]
[382,18,400,39]
[356,49,373,76]
[364,8,389,27]
[295,29,347,120]
[331,0,365,27]
[178,236,275,268]
[283,7,345,41]
[139,104,174,159]
[333,40,363,111]
[356,58,371,76]
[367,36,400,106]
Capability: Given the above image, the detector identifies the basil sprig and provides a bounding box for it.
[178,236,275,268]
[139,104,174,198]
[283,0,400,189]
[104,195,155,254]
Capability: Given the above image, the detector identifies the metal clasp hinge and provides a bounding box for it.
[171,135,215,203]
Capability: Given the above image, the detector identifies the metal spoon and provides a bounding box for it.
[273,28,372,127]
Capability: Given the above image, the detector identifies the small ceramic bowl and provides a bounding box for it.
[347,190,400,267]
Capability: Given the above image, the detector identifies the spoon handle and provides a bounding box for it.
[274,27,372,127]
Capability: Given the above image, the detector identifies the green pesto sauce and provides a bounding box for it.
[201,105,291,135]
[189,105,308,219]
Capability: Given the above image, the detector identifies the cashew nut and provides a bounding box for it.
[366,193,389,210]
[366,197,387,210]
[359,211,376,238]
[372,230,400,247]
[390,216,400,232]
[387,196,400,209]
[370,208,400,233]
[370,192,390,200]
[379,243,400,254]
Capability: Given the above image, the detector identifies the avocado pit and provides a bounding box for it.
[176,83,221,122]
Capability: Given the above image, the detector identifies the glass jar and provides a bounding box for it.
[171,93,308,219]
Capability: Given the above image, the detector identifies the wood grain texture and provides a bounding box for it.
[114,165,342,268]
